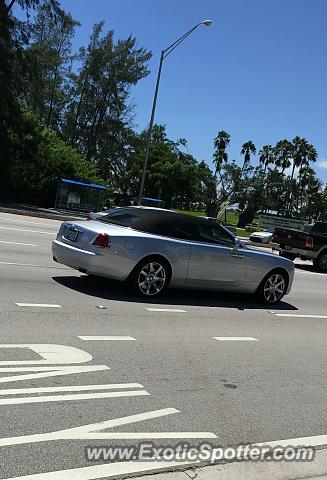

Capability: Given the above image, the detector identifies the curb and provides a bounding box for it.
[128,447,327,480]
[0,207,82,222]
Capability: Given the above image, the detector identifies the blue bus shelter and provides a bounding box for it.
[55,179,108,213]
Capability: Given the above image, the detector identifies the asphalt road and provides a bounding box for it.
[0,212,326,479]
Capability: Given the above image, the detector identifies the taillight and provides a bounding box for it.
[86,214,92,220]
[272,233,277,242]
[306,237,313,248]
[92,233,110,248]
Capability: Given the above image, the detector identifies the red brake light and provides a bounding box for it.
[86,214,92,220]
[306,237,313,248]
[92,233,110,248]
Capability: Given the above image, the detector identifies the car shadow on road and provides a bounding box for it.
[294,263,320,273]
[52,275,298,311]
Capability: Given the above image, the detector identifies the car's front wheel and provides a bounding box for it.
[129,257,171,297]
[256,270,288,304]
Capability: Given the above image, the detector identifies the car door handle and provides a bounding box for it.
[230,253,245,258]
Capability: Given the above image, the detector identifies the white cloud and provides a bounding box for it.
[317,159,327,169]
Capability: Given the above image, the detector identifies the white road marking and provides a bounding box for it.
[8,424,327,480]
[78,336,136,341]
[0,344,92,365]
[146,308,186,313]
[0,407,216,448]
[270,312,327,319]
[15,303,62,308]
[0,240,38,247]
[3,460,196,479]
[0,218,58,227]
[0,226,54,234]
[0,383,143,395]
[0,261,66,269]
[0,390,148,406]
[0,365,110,384]
[213,336,259,341]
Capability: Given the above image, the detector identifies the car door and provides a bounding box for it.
[187,223,247,287]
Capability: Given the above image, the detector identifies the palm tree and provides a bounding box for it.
[240,141,256,174]
[274,139,292,174]
[288,137,318,214]
[213,130,231,189]
[290,136,317,181]
[213,131,230,174]
[297,166,317,217]
[258,145,273,174]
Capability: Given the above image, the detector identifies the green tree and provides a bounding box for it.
[8,106,100,205]
[274,139,292,174]
[23,1,79,130]
[64,21,151,171]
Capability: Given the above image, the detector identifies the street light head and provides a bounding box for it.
[202,19,212,27]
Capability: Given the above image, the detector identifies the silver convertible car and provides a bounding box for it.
[52,207,294,303]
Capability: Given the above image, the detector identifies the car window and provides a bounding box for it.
[196,224,235,247]
[100,212,140,225]
[164,222,198,241]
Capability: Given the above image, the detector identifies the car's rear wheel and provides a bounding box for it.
[129,257,171,297]
[313,252,327,272]
[256,270,288,304]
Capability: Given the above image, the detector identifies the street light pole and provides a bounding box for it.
[138,20,212,205]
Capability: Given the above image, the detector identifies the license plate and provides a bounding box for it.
[66,228,79,242]
[284,245,292,251]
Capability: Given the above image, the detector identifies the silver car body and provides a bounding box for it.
[52,209,294,296]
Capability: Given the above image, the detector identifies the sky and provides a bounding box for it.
[17,0,327,181]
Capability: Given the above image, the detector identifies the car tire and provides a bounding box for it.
[128,257,171,297]
[279,251,296,261]
[313,252,327,273]
[256,270,288,304]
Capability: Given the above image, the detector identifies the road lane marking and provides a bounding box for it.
[0,383,143,395]
[0,344,91,365]
[0,365,110,384]
[0,407,217,448]
[78,336,136,341]
[0,390,149,406]
[0,261,67,269]
[0,240,38,247]
[15,303,62,308]
[7,424,327,480]
[270,312,327,318]
[0,226,54,234]
[213,337,259,341]
[0,218,59,227]
[146,308,186,313]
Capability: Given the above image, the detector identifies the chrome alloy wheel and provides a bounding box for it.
[263,273,286,303]
[137,261,167,296]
